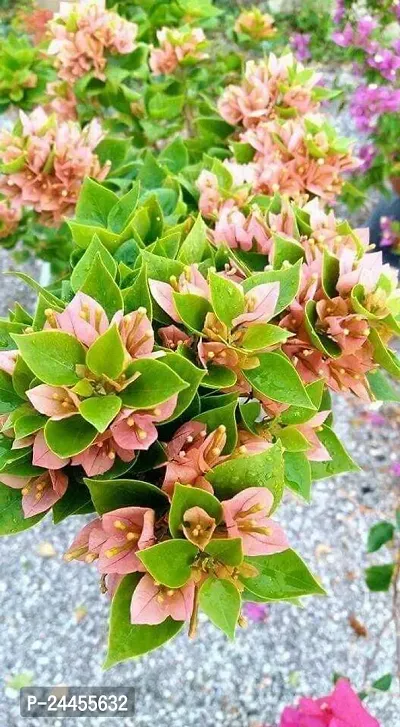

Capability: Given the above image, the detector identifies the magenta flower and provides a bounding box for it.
[279,678,380,727]
[130,573,195,625]
[221,487,289,556]
[243,602,269,622]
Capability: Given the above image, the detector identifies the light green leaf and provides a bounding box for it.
[200,365,237,389]
[12,331,86,386]
[86,325,125,380]
[138,540,198,588]
[160,352,205,421]
[195,399,238,454]
[241,549,326,601]
[0,370,23,414]
[71,236,117,293]
[209,272,244,328]
[241,323,291,352]
[178,215,209,264]
[310,426,360,480]
[243,262,301,315]
[199,577,240,638]
[80,253,123,319]
[172,293,212,333]
[45,415,97,457]
[244,352,316,409]
[206,441,284,511]
[284,451,312,502]
[121,357,187,409]
[107,183,140,234]
[79,395,122,433]
[205,538,243,566]
[75,178,118,227]
[122,262,152,318]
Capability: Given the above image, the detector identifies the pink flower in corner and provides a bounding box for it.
[158,325,192,350]
[2,470,68,517]
[222,487,289,556]
[130,573,195,625]
[111,395,178,450]
[97,507,156,575]
[232,282,280,327]
[0,349,18,375]
[27,384,80,420]
[279,677,380,727]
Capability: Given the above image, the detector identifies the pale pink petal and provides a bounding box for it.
[0,350,18,375]
[32,429,70,469]
[149,280,180,322]
[232,282,280,327]
[27,384,78,419]
[130,574,194,625]
[51,292,108,347]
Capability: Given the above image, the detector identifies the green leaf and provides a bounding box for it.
[12,356,34,400]
[205,538,243,566]
[138,540,198,588]
[79,395,121,433]
[244,353,316,409]
[14,413,46,440]
[75,178,118,227]
[52,478,95,523]
[178,215,209,265]
[280,380,325,426]
[85,477,168,514]
[0,482,44,535]
[199,577,240,639]
[239,399,261,434]
[284,452,312,502]
[4,272,64,311]
[304,301,341,358]
[169,484,222,539]
[278,426,310,452]
[0,370,23,414]
[121,358,187,409]
[367,370,400,402]
[243,262,301,315]
[365,564,394,592]
[172,293,212,334]
[367,522,395,553]
[159,138,188,173]
[322,249,339,298]
[372,674,392,692]
[241,323,291,351]
[122,262,152,317]
[209,272,244,328]
[206,442,284,511]
[104,574,183,668]
[160,352,205,421]
[241,549,326,601]
[201,365,237,389]
[71,236,117,293]
[80,253,123,319]
[141,250,184,283]
[86,325,125,380]
[107,184,140,234]
[45,415,97,457]
[68,221,120,252]
[195,399,238,454]
[310,426,360,480]
[12,331,85,386]
[273,235,304,269]
[369,328,400,379]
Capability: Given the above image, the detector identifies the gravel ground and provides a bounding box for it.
[0,252,399,727]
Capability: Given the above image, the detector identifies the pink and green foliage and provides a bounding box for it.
[0,175,400,664]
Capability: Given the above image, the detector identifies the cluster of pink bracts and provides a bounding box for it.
[149,27,208,76]
[0,108,109,225]
[209,54,357,203]
[47,1,138,83]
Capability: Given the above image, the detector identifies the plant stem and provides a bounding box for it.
[189,585,200,639]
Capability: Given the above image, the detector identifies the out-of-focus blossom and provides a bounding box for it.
[149,27,208,76]
[358,143,377,173]
[290,33,311,63]
[45,81,77,122]
[47,2,137,83]
[350,85,400,132]
[0,199,21,239]
[234,9,276,41]
[243,602,269,622]
[0,109,109,226]
[279,677,380,727]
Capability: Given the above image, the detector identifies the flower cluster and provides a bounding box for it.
[211,54,356,207]
[14,4,53,44]
[279,678,379,727]
[149,27,208,76]
[380,215,400,253]
[0,108,109,225]
[234,9,276,42]
[218,54,321,129]
[0,199,21,239]
[47,0,138,83]
[333,15,400,82]
[350,85,400,133]
[290,33,311,63]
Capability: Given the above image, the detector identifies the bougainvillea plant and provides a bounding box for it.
[0,32,54,111]
[1,177,400,664]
